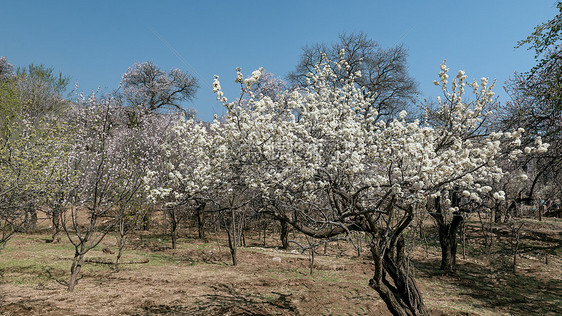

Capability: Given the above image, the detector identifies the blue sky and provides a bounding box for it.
[1,1,557,121]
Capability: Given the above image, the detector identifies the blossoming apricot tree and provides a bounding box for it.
[149,52,541,315]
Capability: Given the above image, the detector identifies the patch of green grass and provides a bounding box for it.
[141,252,177,266]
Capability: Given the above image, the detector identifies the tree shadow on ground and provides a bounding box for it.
[0,264,68,286]
[133,283,299,316]
[412,258,562,315]
[189,283,298,315]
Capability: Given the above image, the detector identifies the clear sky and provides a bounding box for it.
[0,1,557,121]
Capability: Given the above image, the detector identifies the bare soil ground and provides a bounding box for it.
[0,217,560,315]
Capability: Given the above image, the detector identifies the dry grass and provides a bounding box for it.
[0,217,560,315]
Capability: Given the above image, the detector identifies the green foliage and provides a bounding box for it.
[0,62,74,243]
[16,63,70,97]
[517,2,562,57]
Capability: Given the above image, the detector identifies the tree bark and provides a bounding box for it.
[68,253,84,292]
[437,215,463,272]
[494,203,503,223]
[226,208,238,266]
[115,232,125,271]
[429,194,464,272]
[280,219,289,249]
[50,209,62,243]
[169,210,178,249]
[115,243,124,271]
[227,227,237,266]
[369,236,429,316]
[196,203,206,239]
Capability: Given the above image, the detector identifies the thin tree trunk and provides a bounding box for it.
[171,226,177,249]
[309,248,314,275]
[263,221,267,247]
[461,221,466,260]
[241,216,246,247]
[115,240,124,271]
[512,223,524,274]
[494,204,503,223]
[50,209,62,243]
[68,253,84,292]
[226,208,238,266]
[115,221,126,271]
[227,228,237,266]
[170,209,178,249]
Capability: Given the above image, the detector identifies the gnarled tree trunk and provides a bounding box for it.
[369,232,429,315]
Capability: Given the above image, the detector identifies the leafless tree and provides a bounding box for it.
[288,32,418,121]
[120,61,198,116]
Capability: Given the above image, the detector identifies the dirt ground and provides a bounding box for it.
[0,218,560,315]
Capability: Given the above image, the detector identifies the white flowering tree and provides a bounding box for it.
[424,62,549,272]
[205,52,541,315]
[210,68,272,265]
[145,115,214,249]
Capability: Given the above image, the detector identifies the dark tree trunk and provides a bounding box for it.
[170,211,177,250]
[494,204,503,223]
[115,240,124,271]
[437,215,463,272]
[369,236,429,316]
[429,194,464,272]
[505,201,516,223]
[241,217,247,247]
[196,203,206,239]
[227,226,237,266]
[262,221,267,246]
[280,219,289,249]
[226,208,238,266]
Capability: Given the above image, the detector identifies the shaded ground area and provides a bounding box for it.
[0,217,560,315]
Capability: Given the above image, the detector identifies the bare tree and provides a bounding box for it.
[121,61,198,115]
[288,32,418,120]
